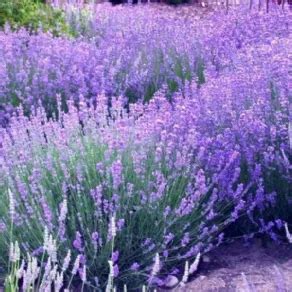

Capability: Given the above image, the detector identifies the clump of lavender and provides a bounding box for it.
[0,4,202,124]
[1,4,289,126]
[1,69,289,289]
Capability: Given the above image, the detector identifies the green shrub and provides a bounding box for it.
[0,0,69,35]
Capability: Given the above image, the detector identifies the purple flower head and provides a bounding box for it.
[111,251,119,263]
[275,219,283,229]
[117,218,125,231]
[164,233,174,245]
[170,268,180,275]
[80,254,86,265]
[96,162,103,173]
[111,160,123,190]
[148,276,164,287]
[78,266,86,280]
[91,232,99,242]
[181,232,190,247]
[73,231,83,252]
[90,185,102,206]
[163,206,171,217]
[130,262,140,272]
[0,222,6,233]
[113,264,119,278]
[32,246,44,256]
[143,238,152,247]
[163,250,169,258]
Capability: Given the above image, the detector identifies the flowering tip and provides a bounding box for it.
[189,252,201,275]
[284,222,292,244]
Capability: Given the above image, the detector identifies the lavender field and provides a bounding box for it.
[0,2,291,291]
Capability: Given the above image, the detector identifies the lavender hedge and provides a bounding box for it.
[0,5,203,125]
[0,3,291,291]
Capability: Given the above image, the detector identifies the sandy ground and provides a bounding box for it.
[174,239,292,292]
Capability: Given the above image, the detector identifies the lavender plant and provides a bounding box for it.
[1,4,290,126]
[0,4,204,125]
[1,59,289,288]
[0,94,245,289]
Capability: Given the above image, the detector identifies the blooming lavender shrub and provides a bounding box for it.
[0,4,203,125]
[0,94,242,290]
[0,3,291,291]
[0,48,290,288]
[1,4,289,125]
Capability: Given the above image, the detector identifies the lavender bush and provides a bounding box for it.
[0,3,291,291]
[0,4,204,125]
[0,93,247,290]
[1,4,290,125]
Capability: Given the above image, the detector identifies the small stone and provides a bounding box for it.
[164,275,179,288]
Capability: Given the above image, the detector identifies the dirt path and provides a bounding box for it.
[176,239,292,292]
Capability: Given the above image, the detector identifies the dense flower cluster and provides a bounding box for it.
[1,4,289,125]
[0,3,291,291]
[0,4,203,125]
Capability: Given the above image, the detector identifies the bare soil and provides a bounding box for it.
[176,239,292,292]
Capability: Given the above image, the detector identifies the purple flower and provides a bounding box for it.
[181,233,190,247]
[73,232,83,252]
[0,222,6,233]
[32,246,44,256]
[164,233,174,245]
[111,251,119,263]
[117,219,125,231]
[163,206,171,217]
[130,262,140,272]
[275,219,283,229]
[90,186,102,206]
[111,160,123,190]
[91,232,99,242]
[113,264,119,278]
[163,250,169,258]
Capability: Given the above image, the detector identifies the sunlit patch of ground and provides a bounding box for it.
[176,239,292,291]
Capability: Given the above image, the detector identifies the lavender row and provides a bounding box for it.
[1,5,290,124]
